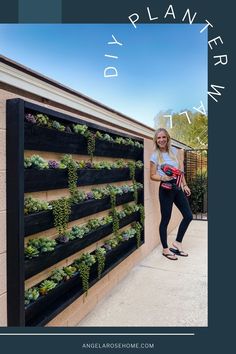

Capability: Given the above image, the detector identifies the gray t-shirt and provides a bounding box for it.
[150,147,179,177]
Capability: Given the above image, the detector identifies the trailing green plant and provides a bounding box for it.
[77,262,90,296]
[24,196,52,215]
[67,161,79,199]
[87,131,96,161]
[133,182,138,204]
[110,191,119,236]
[139,204,145,227]
[133,222,142,248]
[51,197,71,236]
[128,161,136,183]
[95,247,106,279]
[75,253,96,296]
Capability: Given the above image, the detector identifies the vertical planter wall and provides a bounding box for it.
[7,98,144,327]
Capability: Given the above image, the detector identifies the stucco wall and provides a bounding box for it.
[0,84,181,327]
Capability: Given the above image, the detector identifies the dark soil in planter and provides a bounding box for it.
[25,211,140,279]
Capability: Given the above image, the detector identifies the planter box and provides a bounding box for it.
[25,235,143,326]
[25,211,140,279]
[24,122,143,160]
[24,167,143,193]
[24,191,143,236]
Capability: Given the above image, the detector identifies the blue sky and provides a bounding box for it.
[0,24,207,128]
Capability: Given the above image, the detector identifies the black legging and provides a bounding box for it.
[159,185,193,249]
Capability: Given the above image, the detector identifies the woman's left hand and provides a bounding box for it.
[183,185,191,196]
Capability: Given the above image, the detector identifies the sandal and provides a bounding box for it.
[169,247,188,257]
[162,253,178,260]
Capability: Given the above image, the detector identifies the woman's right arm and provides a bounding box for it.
[150,162,172,182]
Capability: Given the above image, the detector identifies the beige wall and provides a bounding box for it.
[0,84,182,327]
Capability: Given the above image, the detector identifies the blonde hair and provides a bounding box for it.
[153,128,178,166]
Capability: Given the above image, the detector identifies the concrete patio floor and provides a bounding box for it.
[77,220,208,327]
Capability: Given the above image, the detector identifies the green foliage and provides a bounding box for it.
[110,191,119,236]
[128,161,136,182]
[139,204,145,227]
[67,160,79,199]
[75,253,96,296]
[154,111,208,149]
[133,222,142,248]
[77,262,90,296]
[188,173,207,213]
[87,132,96,161]
[95,247,106,279]
[133,182,138,204]
[52,197,71,236]
[24,196,52,215]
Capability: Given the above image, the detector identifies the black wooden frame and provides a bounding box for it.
[6,98,144,327]
[24,167,143,193]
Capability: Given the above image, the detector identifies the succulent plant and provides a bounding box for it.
[63,265,77,279]
[39,280,57,295]
[95,247,106,279]
[24,287,40,305]
[35,113,50,127]
[25,245,40,259]
[48,160,59,169]
[25,113,37,124]
[73,124,88,135]
[50,269,67,283]
[52,120,65,132]
[24,196,52,215]
[24,155,49,170]
[70,225,87,239]
[25,238,56,258]
[76,253,96,267]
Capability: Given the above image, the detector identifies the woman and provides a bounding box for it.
[150,128,193,260]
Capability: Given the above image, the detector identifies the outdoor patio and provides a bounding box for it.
[77,220,208,327]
